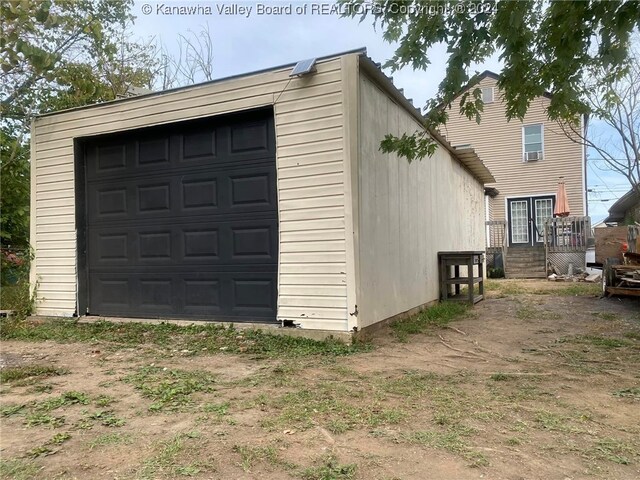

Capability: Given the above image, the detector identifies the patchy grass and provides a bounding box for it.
[1,319,369,357]
[485,280,601,298]
[575,336,630,349]
[588,438,637,465]
[136,432,208,479]
[403,427,489,467]
[2,279,639,479]
[612,387,640,400]
[392,302,469,341]
[232,444,289,472]
[0,364,68,383]
[539,283,601,297]
[262,384,406,434]
[0,458,40,480]
[88,432,133,450]
[123,366,216,412]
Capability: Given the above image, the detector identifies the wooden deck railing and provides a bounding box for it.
[486,220,507,252]
[544,216,592,253]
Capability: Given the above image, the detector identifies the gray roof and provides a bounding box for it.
[603,188,640,223]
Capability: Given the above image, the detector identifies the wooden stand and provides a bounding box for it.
[438,251,485,304]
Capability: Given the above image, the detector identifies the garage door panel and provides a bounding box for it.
[137,137,170,167]
[89,219,276,268]
[83,108,278,321]
[89,271,275,319]
[86,114,274,183]
[88,166,276,224]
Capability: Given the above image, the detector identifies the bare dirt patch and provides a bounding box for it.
[1,279,639,480]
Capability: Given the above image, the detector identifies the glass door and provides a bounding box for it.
[509,200,530,245]
[533,197,554,245]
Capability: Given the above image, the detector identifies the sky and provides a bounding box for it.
[130,0,632,223]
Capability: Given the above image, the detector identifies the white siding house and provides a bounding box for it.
[30,49,494,333]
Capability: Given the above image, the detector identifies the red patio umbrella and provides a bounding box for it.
[554,177,571,217]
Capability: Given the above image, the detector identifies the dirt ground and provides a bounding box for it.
[1,280,639,480]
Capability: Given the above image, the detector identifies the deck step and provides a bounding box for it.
[503,247,547,278]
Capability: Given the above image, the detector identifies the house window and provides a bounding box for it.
[481,87,494,103]
[523,124,543,161]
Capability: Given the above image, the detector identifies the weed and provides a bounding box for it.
[24,412,65,428]
[592,312,618,321]
[392,302,468,341]
[301,454,357,480]
[0,459,40,480]
[32,391,90,412]
[123,366,216,412]
[624,331,640,341]
[612,387,640,400]
[26,445,53,458]
[591,438,636,465]
[490,373,512,381]
[88,410,126,427]
[202,401,230,416]
[88,432,133,450]
[506,437,522,446]
[1,404,25,417]
[94,394,116,407]
[48,432,72,445]
[0,262,36,320]
[0,364,67,383]
[27,384,53,394]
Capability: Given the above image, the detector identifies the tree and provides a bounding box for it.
[342,0,640,161]
[560,41,639,197]
[155,23,216,90]
[0,0,155,249]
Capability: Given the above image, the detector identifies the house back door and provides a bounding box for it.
[508,196,555,247]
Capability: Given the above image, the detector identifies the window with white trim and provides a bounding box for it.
[523,124,543,161]
[481,86,494,103]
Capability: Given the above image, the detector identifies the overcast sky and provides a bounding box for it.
[131,0,631,222]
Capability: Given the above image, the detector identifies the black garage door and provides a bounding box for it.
[79,108,278,322]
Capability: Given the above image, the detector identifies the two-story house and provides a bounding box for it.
[443,71,587,277]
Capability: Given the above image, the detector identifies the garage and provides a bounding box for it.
[79,109,278,321]
[30,50,494,333]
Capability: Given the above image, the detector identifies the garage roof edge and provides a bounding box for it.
[35,47,368,118]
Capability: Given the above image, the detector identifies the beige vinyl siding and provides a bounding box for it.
[31,56,350,330]
[356,72,485,328]
[443,76,585,223]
